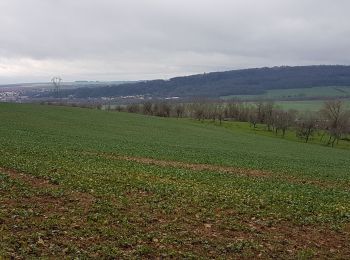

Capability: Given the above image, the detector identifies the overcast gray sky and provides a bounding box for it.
[0,0,349,84]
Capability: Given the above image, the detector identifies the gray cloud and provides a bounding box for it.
[1,0,350,83]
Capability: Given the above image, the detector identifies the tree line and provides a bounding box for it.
[105,99,350,147]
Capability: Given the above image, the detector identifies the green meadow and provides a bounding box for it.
[222,86,350,100]
[274,99,350,111]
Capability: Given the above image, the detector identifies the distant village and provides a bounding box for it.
[0,89,29,102]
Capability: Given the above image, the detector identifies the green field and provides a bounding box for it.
[221,85,350,112]
[222,86,350,100]
[1,103,350,258]
[274,99,350,111]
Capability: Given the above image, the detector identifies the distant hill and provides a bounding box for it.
[40,65,350,98]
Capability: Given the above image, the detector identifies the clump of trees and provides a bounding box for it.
[105,99,350,148]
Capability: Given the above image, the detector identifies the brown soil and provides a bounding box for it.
[1,166,350,259]
[0,166,94,212]
[95,152,347,190]
[103,153,270,177]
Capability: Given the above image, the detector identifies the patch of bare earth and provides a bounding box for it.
[0,167,94,207]
[100,153,270,177]
[95,152,347,189]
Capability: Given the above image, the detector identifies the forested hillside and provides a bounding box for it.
[47,65,350,98]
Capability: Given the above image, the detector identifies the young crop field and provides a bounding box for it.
[1,103,350,258]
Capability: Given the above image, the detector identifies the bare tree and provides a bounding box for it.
[126,103,140,113]
[272,109,296,137]
[175,104,185,118]
[255,101,265,123]
[216,104,225,125]
[320,100,349,147]
[153,102,171,117]
[225,100,239,120]
[263,101,275,131]
[192,103,205,121]
[115,105,124,112]
[248,105,259,128]
[161,102,171,117]
[142,101,153,115]
[296,113,318,143]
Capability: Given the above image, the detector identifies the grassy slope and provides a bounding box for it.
[1,103,350,258]
[209,120,350,150]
